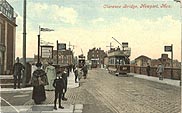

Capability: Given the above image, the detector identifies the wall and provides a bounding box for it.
[130,66,181,80]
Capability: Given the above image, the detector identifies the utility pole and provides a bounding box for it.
[22,0,27,88]
[106,42,113,50]
[171,44,173,79]
[57,40,59,64]
[37,34,40,63]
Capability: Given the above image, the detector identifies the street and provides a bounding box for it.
[1,69,181,113]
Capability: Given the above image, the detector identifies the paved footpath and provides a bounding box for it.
[0,71,82,113]
[128,73,181,87]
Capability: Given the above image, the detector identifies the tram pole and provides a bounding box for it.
[22,0,27,88]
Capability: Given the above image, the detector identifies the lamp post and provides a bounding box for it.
[22,0,27,88]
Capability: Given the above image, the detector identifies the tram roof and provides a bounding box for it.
[108,49,131,57]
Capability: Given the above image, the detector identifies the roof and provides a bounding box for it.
[135,55,151,60]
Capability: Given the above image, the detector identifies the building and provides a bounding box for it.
[0,0,17,74]
[151,54,180,68]
[52,49,73,66]
[87,47,107,68]
[135,55,151,67]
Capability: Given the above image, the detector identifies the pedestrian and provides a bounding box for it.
[146,63,151,76]
[156,63,164,80]
[61,68,68,101]
[53,71,65,110]
[78,70,82,81]
[31,63,48,104]
[74,66,78,83]
[73,64,76,72]
[45,61,56,91]
[81,64,88,79]
[67,66,70,77]
[13,57,25,89]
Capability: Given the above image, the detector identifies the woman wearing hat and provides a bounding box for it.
[31,63,48,104]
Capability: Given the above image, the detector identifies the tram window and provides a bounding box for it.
[120,59,125,65]
[116,59,119,64]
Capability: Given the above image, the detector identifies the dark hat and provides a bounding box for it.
[36,62,42,67]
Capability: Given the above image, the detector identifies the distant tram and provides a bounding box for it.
[91,58,99,68]
[107,46,131,76]
[78,54,85,68]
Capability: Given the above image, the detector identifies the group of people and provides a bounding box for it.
[73,64,88,83]
[146,62,164,80]
[30,62,69,110]
[12,57,88,110]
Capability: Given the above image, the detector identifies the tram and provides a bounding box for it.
[107,46,131,76]
[90,58,99,68]
[78,54,85,68]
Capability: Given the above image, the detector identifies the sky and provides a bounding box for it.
[7,0,181,61]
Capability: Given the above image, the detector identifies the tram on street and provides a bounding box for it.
[90,58,99,68]
[78,54,85,68]
[107,46,131,75]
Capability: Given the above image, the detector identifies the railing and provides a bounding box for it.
[130,65,181,80]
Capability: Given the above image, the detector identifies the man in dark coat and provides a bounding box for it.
[146,63,151,76]
[61,68,68,101]
[53,73,65,110]
[31,63,48,104]
[13,57,25,89]
[74,66,78,83]
[81,64,88,79]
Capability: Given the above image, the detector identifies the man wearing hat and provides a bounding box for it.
[13,57,25,89]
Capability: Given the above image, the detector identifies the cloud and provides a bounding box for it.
[27,2,78,24]
[15,12,180,61]
[92,18,105,24]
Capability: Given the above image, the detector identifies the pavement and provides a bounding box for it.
[128,73,181,87]
[0,71,82,113]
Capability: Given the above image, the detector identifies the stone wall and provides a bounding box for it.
[130,66,181,80]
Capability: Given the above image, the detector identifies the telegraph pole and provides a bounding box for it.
[106,42,113,50]
[57,40,59,64]
[171,44,173,79]
[37,34,40,63]
[22,0,27,87]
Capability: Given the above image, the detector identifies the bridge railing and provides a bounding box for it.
[130,66,181,80]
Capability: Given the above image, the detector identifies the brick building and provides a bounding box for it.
[52,49,73,66]
[0,0,17,74]
[151,54,180,68]
[87,47,107,68]
[134,54,180,68]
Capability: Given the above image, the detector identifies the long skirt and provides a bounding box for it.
[32,85,46,104]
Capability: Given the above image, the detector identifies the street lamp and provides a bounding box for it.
[22,0,27,88]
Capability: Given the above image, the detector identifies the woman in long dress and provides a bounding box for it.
[45,62,56,91]
[31,63,48,104]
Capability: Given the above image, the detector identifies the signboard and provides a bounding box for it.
[164,46,172,52]
[41,46,53,58]
[122,42,128,48]
[58,43,66,50]
[0,0,14,21]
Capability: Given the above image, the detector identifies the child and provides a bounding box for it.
[53,72,65,110]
